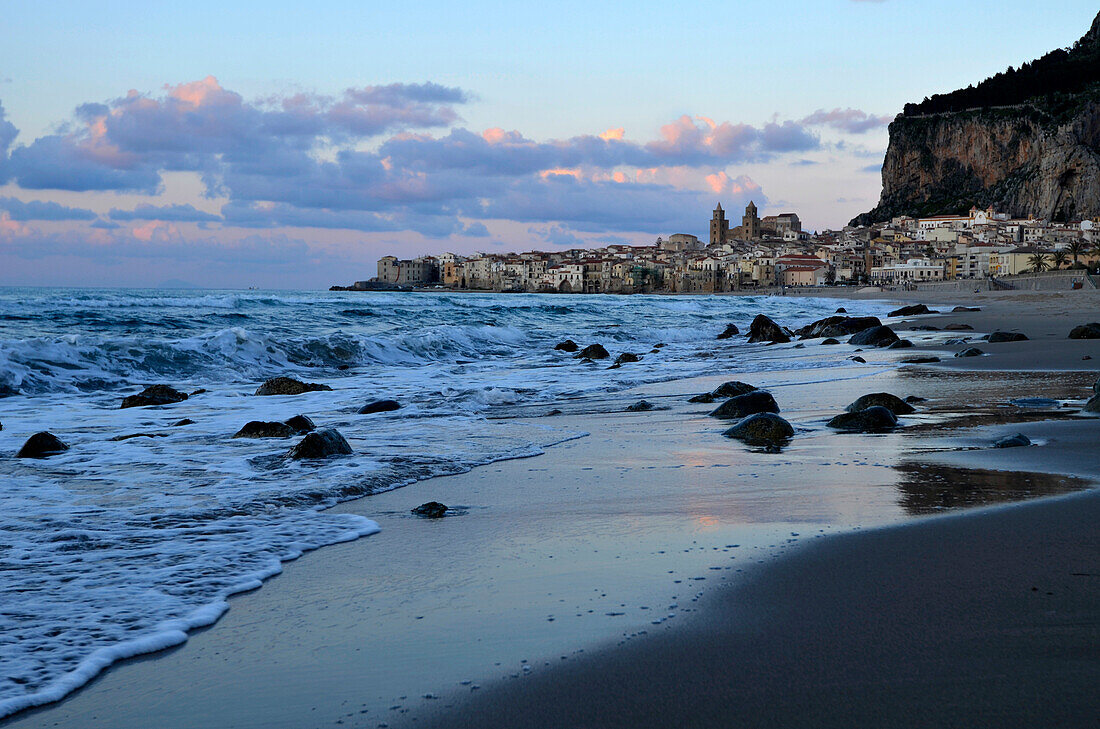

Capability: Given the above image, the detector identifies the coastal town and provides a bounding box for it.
[349,202,1100,293]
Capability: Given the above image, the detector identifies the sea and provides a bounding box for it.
[0,288,894,718]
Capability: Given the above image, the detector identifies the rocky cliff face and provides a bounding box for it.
[853,13,1100,226]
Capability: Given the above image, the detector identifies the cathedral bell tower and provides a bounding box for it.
[710,203,729,246]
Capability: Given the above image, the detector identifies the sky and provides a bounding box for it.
[0,1,1095,288]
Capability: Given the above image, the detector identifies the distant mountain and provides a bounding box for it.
[853,12,1100,226]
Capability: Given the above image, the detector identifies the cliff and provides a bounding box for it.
[853,12,1100,226]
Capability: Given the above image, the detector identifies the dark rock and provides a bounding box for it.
[654,343,666,349]
[1068,322,1100,339]
[337,364,350,371]
[234,421,295,438]
[712,381,757,398]
[848,325,900,348]
[888,304,933,317]
[908,325,940,331]
[747,314,791,344]
[614,353,641,365]
[952,306,981,312]
[888,339,913,349]
[1083,395,1100,413]
[688,393,717,404]
[575,344,610,360]
[943,337,971,345]
[190,388,207,396]
[723,413,795,448]
[993,433,1031,448]
[110,432,168,442]
[172,418,195,427]
[288,428,353,459]
[1094,378,1100,396]
[709,391,779,420]
[716,324,740,340]
[412,501,448,518]
[826,406,898,432]
[626,400,655,412]
[793,343,805,349]
[988,331,1028,343]
[835,307,847,313]
[358,400,400,415]
[821,338,840,345]
[955,347,984,358]
[901,357,941,364]
[554,339,579,352]
[850,356,867,363]
[0,384,19,397]
[255,377,333,396]
[120,384,189,409]
[905,395,928,403]
[16,431,69,458]
[846,392,916,415]
[795,315,845,338]
[545,409,563,416]
[284,415,316,433]
[801,316,881,339]
[944,323,974,331]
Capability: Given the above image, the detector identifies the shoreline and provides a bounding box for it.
[4,288,1099,728]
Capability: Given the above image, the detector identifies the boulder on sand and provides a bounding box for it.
[284,414,316,433]
[848,325,900,348]
[709,391,779,420]
[887,339,913,349]
[901,356,941,364]
[988,331,1028,343]
[888,304,934,317]
[120,384,189,409]
[716,324,740,340]
[233,421,295,438]
[712,381,757,398]
[626,400,656,412]
[723,413,794,448]
[845,393,915,415]
[821,338,840,345]
[826,406,898,432]
[554,339,579,352]
[1083,394,1100,414]
[688,393,717,403]
[575,344,610,360]
[613,353,641,366]
[16,431,70,458]
[747,315,791,344]
[358,399,400,414]
[1068,322,1100,339]
[944,323,974,331]
[288,428,353,459]
[952,306,981,313]
[255,377,333,396]
[412,501,448,518]
[955,347,984,358]
[798,316,881,340]
[993,433,1031,448]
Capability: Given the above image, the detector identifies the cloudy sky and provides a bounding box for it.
[0,1,1094,288]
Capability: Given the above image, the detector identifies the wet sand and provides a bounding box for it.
[5,289,1099,729]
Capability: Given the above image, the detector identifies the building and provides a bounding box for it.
[869,258,946,284]
[709,204,730,246]
[742,201,761,240]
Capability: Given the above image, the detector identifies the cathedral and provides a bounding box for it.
[709,201,761,245]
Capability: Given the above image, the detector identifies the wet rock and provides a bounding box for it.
[835,307,847,314]
[554,340,579,352]
[0,384,19,398]
[575,344,610,360]
[120,384,189,409]
[1083,395,1100,413]
[545,408,563,416]
[888,304,934,317]
[255,377,333,396]
[688,393,717,404]
[723,413,794,448]
[412,501,448,518]
[110,432,168,442]
[190,388,207,396]
[801,316,881,339]
[850,356,867,363]
[944,323,974,331]
[709,391,779,420]
[901,356,941,364]
[846,392,915,415]
[747,314,791,344]
[16,432,69,458]
[952,306,981,312]
[234,421,295,438]
[613,353,641,366]
[955,347,984,358]
[712,381,757,398]
[284,414,316,433]
[943,337,971,346]
[716,324,740,340]
[993,433,1031,448]
[905,395,928,403]
[793,343,805,349]
[1068,322,1100,339]
[887,339,913,349]
[908,325,940,331]
[826,406,898,432]
[626,400,656,412]
[848,325,900,348]
[1094,378,1100,396]
[821,338,840,345]
[359,400,400,415]
[795,315,845,338]
[288,428,352,459]
[172,418,195,427]
[988,331,1028,343]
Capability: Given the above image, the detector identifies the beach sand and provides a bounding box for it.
[4,289,1098,729]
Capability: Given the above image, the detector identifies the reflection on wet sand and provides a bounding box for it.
[893,462,1090,515]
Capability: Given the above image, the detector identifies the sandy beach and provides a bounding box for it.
[4,289,1099,729]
